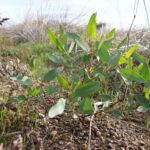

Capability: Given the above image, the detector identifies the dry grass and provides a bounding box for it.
[0,10,150,55]
[0,12,84,44]
[115,27,150,56]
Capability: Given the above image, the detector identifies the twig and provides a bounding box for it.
[123,85,129,102]
[88,114,94,150]
[62,142,71,149]
[0,18,9,26]
[0,131,22,139]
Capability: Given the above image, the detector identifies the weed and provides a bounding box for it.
[10,13,150,119]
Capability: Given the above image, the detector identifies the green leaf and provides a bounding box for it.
[66,32,89,51]
[127,94,132,106]
[106,28,116,39]
[46,85,57,95]
[47,28,65,52]
[98,73,106,80]
[82,54,91,64]
[75,39,90,51]
[96,30,115,65]
[68,41,76,53]
[59,25,67,49]
[144,87,150,100]
[18,95,27,101]
[127,57,133,68]
[117,38,127,49]
[57,75,70,90]
[43,67,63,82]
[135,64,143,72]
[66,32,80,40]
[71,74,79,83]
[11,76,32,87]
[47,28,57,46]
[74,82,100,97]
[75,54,90,66]
[135,95,150,109]
[21,76,33,86]
[48,55,63,65]
[87,13,97,40]
[29,56,36,71]
[99,94,112,102]
[48,98,66,118]
[118,56,128,65]
[79,97,94,114]
[12,95,27,103]
[109,53,120,67]
[113,110,123,119]
[132,52,146,63]
[97,38,113,63]
[120,68,145,83]
[125,44,138,58]
[28,86,42,96]
[139,63,150,80]
[145,79,150,88]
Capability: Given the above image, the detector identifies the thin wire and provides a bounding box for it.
[133,0,137,14]
[134,0,140,15]
[126,0,139,47]
[143,0,150,30]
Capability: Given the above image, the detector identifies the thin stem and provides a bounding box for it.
[88,114,94,150]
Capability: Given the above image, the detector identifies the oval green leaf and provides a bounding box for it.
[79,97,94,115]
[87,13,97,40]
[43,67,63,82]
[74,82,100,97]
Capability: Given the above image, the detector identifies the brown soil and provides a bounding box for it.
[1,112,150,150]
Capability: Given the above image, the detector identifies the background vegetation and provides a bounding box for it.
[0,2,150,149]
